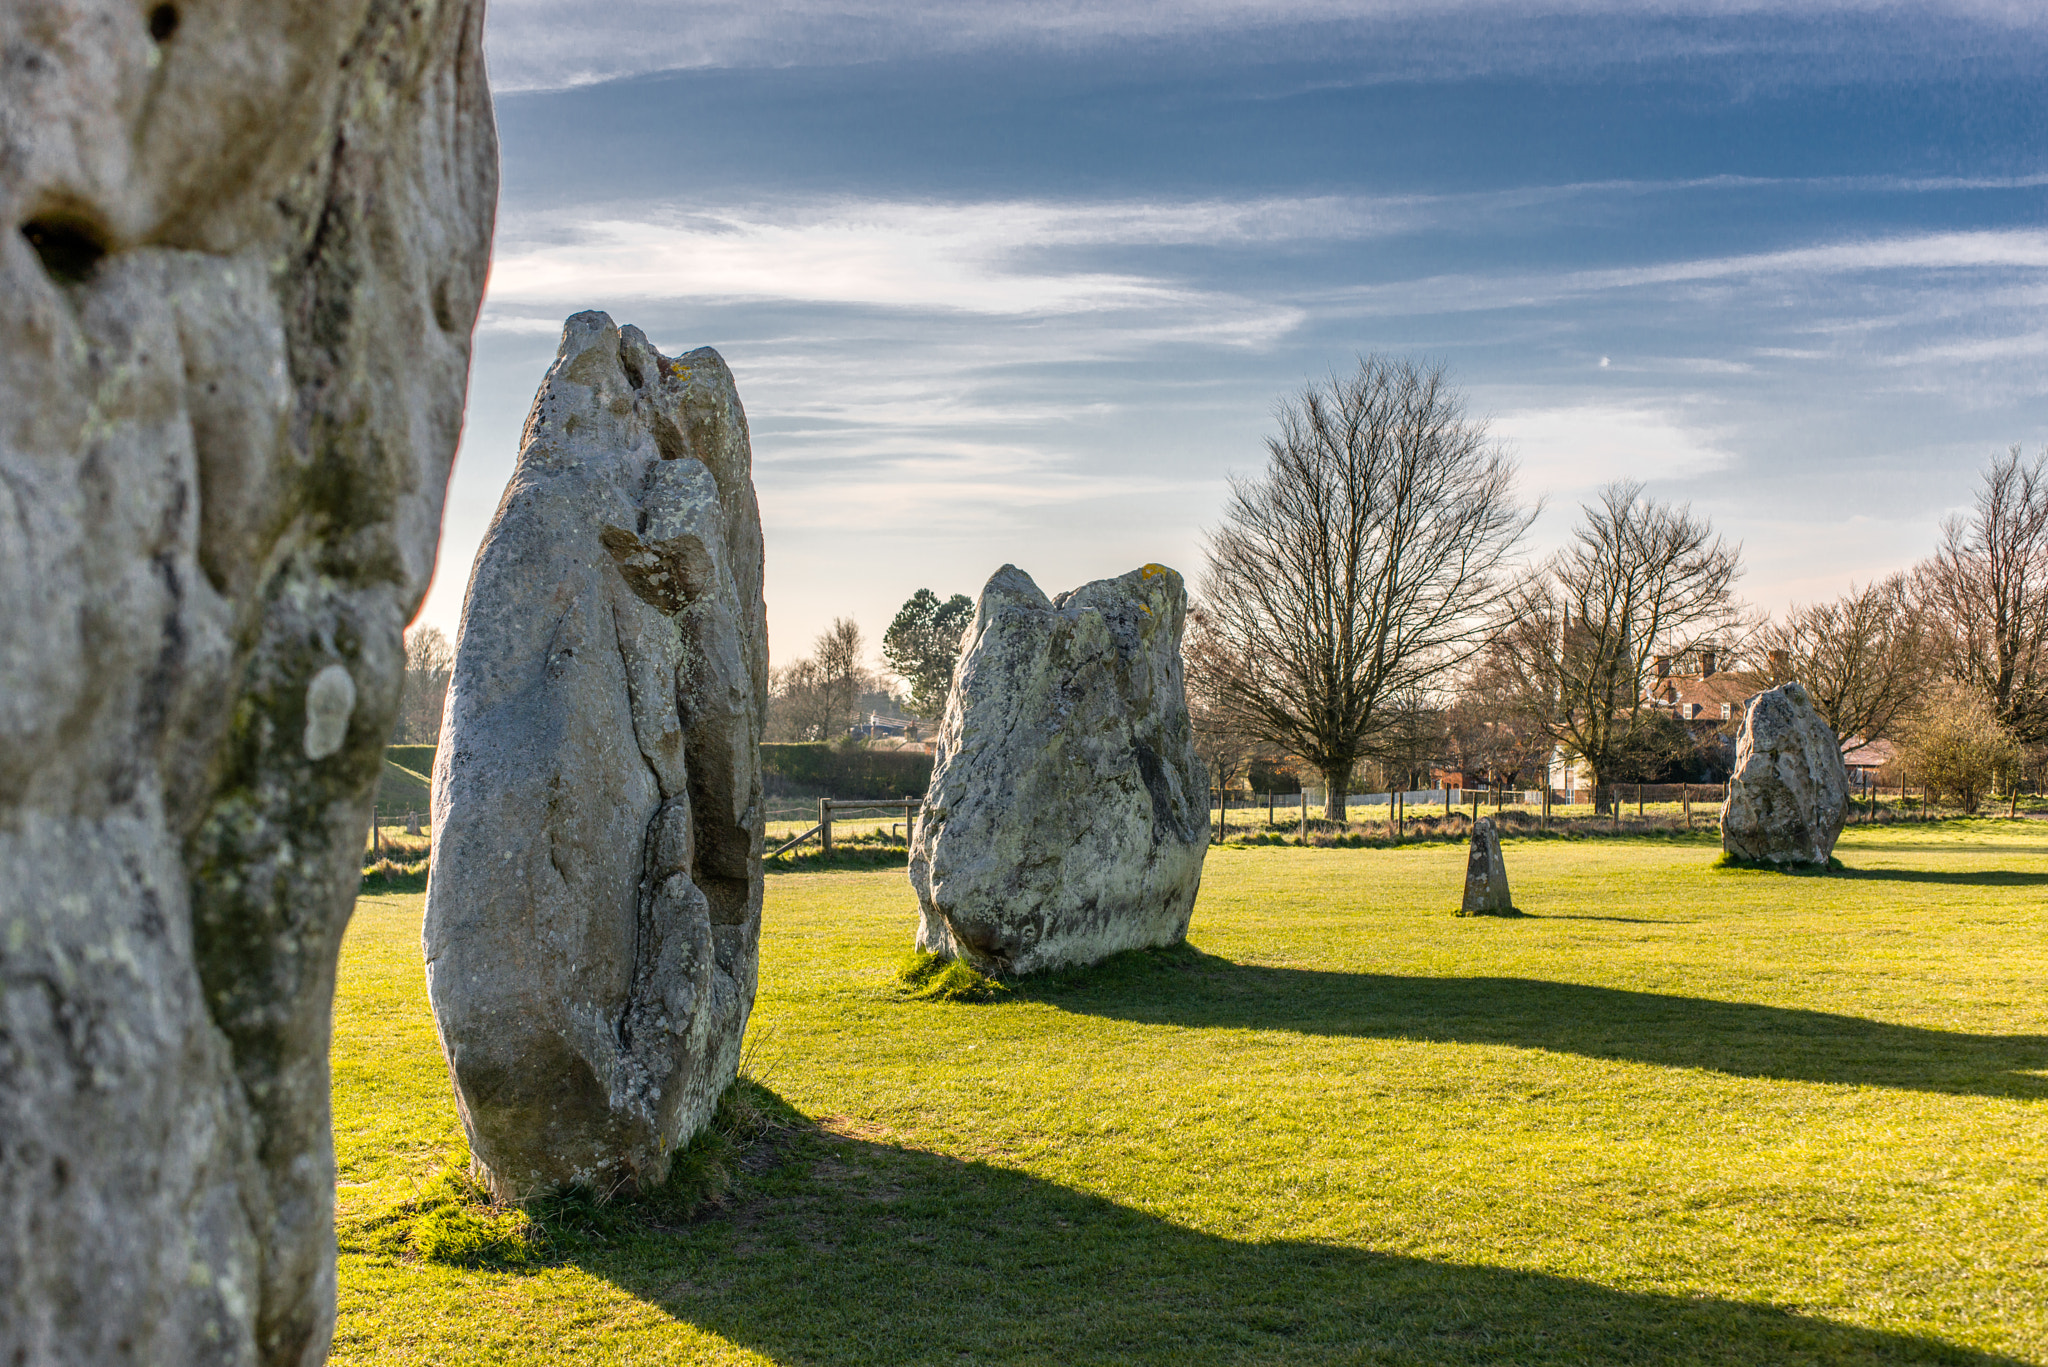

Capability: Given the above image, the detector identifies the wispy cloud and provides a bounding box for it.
[1495,402,1739,499]
[487,196,2048,317]
[444,177,2048,660]
[1888,329,2048,366]
[482,199,1326,344]
[1325,228,2048,316]
[480,200,2048,438]
[483,0,2045,91]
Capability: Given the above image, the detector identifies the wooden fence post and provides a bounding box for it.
[819,798,833,857]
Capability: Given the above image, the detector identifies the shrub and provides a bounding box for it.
[402,1164,534,1268]
[1900,686,2020,813]
[898,951,1011,1003]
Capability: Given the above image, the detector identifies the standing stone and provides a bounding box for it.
[425,313,767,1204]
[0,7,496,1365]
[1721,681,1850,867]
[1459,817,1517,915]
[910,564,1208,975]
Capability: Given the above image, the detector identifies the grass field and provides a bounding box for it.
[333,822,2048,1365]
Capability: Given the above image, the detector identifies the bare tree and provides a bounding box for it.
[1365,687,1446,793]
[1182,604,1268,793]
[767,657,829,741]
[1764,574,1933,758]
[1201,355,1533,821]
[397,625,454,744]
[1918,445,2048,741]
[765,618,875,742]
[814,617,873,740]
[1444,642,1552,788]
[1502,482,1741,800]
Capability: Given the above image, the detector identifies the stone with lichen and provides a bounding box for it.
[910,564,1209,975]
[425,312,767,1204]
[1721,681,1850,867]
[0,5,496,1364]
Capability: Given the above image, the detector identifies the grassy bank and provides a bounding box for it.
[333,822,2048,1364]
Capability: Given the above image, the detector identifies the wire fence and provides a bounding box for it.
[1209,780,1977,842]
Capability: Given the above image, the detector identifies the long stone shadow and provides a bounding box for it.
[1011,949,2048,1101]
[586,1102,2021,1367]
[1829,867,2048,886]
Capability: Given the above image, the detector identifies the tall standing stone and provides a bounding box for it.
[0,6,496,1365]
[911,565,1209,975]
[1459,817,1517,915]
[426,313,767,1203]
[1721,681,1850,867]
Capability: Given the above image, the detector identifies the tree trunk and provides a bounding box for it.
[1323,766,1350,823]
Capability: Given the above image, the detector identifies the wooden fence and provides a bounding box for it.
[769,797,923,859]
[1210,781,1740,839]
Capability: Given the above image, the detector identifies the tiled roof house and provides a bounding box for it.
[1649,645,1759,724]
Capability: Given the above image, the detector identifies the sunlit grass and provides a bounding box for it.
[332,820,2048,1365]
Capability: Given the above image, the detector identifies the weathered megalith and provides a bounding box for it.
[910,564,1209,975]
[0,7,496,1365]
[425,313,767,1203]
[1459,817,1517,915]
[1721,681,1850,867]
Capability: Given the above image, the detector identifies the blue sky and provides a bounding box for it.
[421,1,2048,670]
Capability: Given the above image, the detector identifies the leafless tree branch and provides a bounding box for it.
[1198,355,1534,820]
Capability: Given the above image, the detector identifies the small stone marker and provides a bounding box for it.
[1460,817,1517,916]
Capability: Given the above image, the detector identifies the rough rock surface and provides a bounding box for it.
[0,6,496,1365]
[910,565,1208,975]
[1459,818,1516,915]
[426,313,767,1204]
[1721,681,1850,867]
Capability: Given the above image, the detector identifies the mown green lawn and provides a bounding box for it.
[332,822,2048,1365]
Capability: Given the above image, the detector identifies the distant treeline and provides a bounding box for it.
[763,743,930,799]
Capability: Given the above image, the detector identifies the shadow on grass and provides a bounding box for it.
[1525,913,1696,924]
[567,1088,2021,1367]
[1830,867,2048,887]
[1009,947,2048,1101]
